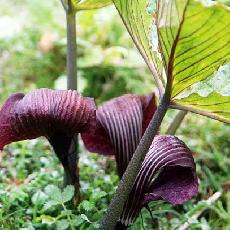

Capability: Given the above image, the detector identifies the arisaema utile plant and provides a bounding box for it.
[0,0,229,229]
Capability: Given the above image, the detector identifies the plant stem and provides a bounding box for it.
[60,0,69,12]
[166,111,188,135]
[62,203,75,230]
[100,93,170,230]
[62,0,80,203]
[66,1,77,90]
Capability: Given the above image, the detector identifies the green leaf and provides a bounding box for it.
[31,191,48,206]
[61,210,73,217]
[114,0,230,123]
[56,220,70,230]
[173,92,230,122]
[113,0,165,94]
[73,0,112,11]
[172,64,230,122]
[156,0,230,123]
[79,200,95,211]
[10,188,29,202]
[72,215,85,226]
[157,0,229,94]
[43,200,60,210]
[62,185,74,203]
[44,185,62,202]
[90,191,107,201]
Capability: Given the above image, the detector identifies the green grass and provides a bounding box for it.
[0,113,229,229]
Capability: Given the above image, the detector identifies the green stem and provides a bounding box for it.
[60,0,69,12]
[62,203,75,230]
[61,0,80,202]
[99,93,170,230]
[66,1,77,90]
[166,110,188,135]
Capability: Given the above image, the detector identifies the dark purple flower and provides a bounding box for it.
[120,135,198,226]
[82,93,156,177]
[81,94,198,227]
[0,88,96,185]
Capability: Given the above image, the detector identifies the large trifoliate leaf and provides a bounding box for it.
[72,0,112,11]
[113,0,230,123]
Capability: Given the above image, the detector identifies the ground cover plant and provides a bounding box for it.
[0,0,229,229]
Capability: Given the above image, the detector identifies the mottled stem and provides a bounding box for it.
[167,111,188,135]
[100,93,170,230]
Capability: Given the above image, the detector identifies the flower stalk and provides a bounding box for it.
[167,111,188,135]
[100,93,170,229]
[66,0,77,90]
[62,0,80,203]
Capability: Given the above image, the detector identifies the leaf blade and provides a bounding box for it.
[172,92,230,123]
[62,185,75,203]
[157,0,230,123]
[113,0,165,94]
[73,0,112,11]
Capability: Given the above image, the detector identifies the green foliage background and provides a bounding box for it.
[0,1,229,229]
